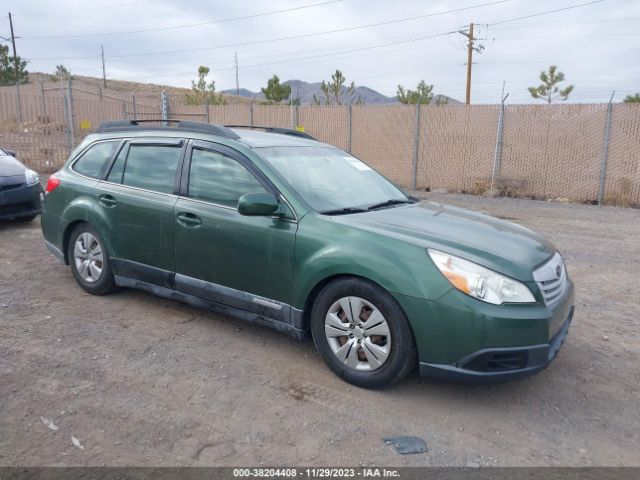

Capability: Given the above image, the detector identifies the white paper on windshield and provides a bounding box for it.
[344,157,372,171]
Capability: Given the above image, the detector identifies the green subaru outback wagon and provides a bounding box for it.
[41,120,574,388]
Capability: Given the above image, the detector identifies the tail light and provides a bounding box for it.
[46,175,61,193]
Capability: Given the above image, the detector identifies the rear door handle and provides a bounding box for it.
[177,212,202,228]
[98,194,117,208]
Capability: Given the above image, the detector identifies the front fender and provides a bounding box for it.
[291,214,452,309]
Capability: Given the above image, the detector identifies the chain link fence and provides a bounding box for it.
[1,80,638,206]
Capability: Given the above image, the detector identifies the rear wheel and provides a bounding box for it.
[311,277,417,389]
[67,224,117,295]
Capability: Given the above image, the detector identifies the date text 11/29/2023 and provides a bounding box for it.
[232,467,400,478]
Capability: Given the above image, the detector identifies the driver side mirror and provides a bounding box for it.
[238,192,280,216]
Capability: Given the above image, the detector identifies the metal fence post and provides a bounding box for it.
[294,104,299,129]
[491,88,509,192]
[66,77,75,148]
[249,102,254,126]
[131,94,137,118]
[347,104,353,154]
[63,83,72,153]
[40,82,46,119]
[205,103,210,123]
[597,91,615,205]
[161,91,169,126]
[15,84,23,124]
[411,103,421,190]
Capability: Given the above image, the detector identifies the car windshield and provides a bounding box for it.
[255,146,412,214]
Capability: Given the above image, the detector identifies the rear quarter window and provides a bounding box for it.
[72,141,119,179]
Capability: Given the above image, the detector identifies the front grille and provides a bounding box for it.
[0,183,24,192]
[533,252,568,306]
[0,201,33,215]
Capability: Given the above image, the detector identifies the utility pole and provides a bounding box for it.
[101,45,107,88]
[8,12,22,122]
[234,51,239,95]
[459,22,484,105]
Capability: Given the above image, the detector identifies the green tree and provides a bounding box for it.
[261,75,291,104]
[397,80,434,105]
[528,65,574,104]
[0,44,28,86]
[623,93,640,103]
[186,66,224,105]
[313,69,362,105]
[51,65,71,81]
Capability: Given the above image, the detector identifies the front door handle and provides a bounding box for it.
[98,194,117,208]
[177,212,202,228]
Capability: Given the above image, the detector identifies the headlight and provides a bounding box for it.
[25,168,40,186]
[428,249,536,305]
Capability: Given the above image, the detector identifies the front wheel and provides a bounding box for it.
[311,277,417,389]
[67,224,117,295]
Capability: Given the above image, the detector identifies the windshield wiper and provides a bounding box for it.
[321,207,368,215]
[367,199,415,211]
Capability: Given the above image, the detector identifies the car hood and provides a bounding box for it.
[330,201,556,281]
[0,155,27,177]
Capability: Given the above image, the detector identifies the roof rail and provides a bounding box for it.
[96,119,240,139]
[225,125,317,141]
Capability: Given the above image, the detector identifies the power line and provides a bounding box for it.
[21,0,344,39]
[487,0,606,27]
[23,0,616,90]
[13,0,157,16]
[118,30,460,80]
[25,0,512,61]
[488,16,640,29]
[492,32,640,39]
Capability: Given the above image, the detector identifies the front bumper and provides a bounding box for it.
[0,180,43,220]
[419,305,573,383]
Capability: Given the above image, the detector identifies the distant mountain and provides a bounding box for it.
[223,88,256,97]
[221,79,460,105]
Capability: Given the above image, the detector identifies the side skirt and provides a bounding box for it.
[114,274,307,341]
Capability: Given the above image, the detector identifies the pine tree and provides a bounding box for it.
[623,93,640,103]
[313,70,362,105]
[528,65,574,104]
[0,44,28,86]
[397,80,434,105]
[186,66,225,105]
[51,65,71,81]
[261,75,291,104]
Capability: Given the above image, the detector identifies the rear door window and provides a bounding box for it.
[119,144,182,194]
[73,141,119,179]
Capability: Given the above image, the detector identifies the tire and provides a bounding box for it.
[15,215,37,222]
[67,223,117,296]
[311,277,417,389]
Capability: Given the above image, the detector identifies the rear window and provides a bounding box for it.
[121,145,182,194]
[73,141,119,179]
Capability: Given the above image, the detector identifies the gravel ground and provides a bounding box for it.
[0,193,638,467]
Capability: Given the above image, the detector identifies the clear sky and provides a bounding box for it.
[3,0,639,103]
